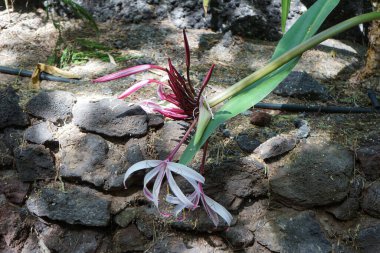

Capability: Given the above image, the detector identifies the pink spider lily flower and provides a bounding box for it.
[123,160,205,210]
[93,30,215,120]
[166,180,233,227]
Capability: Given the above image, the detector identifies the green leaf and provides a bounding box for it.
[203,0,210,14]
[180,0,339,165]
[281,0,291,32]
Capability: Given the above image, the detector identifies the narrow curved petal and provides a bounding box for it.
[143,167,160,187]
[157,84,180,106]
[167,162,205,184]
[142,167,160,202]
[152,168,166,207]
[201,195,220,226]
[203,195,233,226]
[166,194,183,205]
[123,160,162,187]
[166,170,193,207]
[118,79,166,99]
[93,64,166,83]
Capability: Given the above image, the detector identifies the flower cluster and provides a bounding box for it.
[94,30,232,226]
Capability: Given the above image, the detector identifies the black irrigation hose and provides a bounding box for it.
[0,66,81,84]
[254,102,377,113]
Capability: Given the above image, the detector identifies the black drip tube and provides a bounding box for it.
[0,66,80,84]
[254,102,376,113]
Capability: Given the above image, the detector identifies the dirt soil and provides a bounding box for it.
[1,7,380,253]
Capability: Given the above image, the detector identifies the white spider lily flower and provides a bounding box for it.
[166,179,233,227]
[124,160,205,209]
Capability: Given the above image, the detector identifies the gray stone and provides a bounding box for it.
[25,90,76,124]
[0,138,13,170]
[235,133,261,153]
[327,176,364,220]
[274,71,329,100]
[328,198,360,221]
[112,225,148,253]
[72,98,147,138]
[0,198,30,250]
[357,224,380,253]
[60,133,109,186]
[357,145,380,180]
[255,211,331,253]
[38,224,104,253]
[147,113,164,128]
[0,170,29,205]
[114,207,138,228]
[58,124,149,190]
[0,86,29,129]
[269,140,353,207]
[2,128,24,154]
[24,122,56,145]
[294,119,310,139]
[254,134,297,159]
[362,181,380,218]
[14,144,55,182]
[26,187,110,226]
[222,226,254,248]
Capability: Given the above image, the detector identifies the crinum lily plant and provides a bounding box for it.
[94,0,380,226]
[94,30,233,226]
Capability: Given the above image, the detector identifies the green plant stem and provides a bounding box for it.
[208,11,380,108]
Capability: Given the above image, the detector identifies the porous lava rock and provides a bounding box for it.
[24,121,57,145]
[357,145,380,180]
[14,144,55,182]
[0,170,30,205]
[269,139,353,207]
[72,98,147,138]
[254,211,331,253]
[362,180,380,218]
[0,86,29,129]
[26,186,111,226]
[273,71,329,100]
[112,225,148,253]
[25,90,76,124]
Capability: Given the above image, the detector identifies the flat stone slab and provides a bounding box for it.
[14,144,55,182]
[0,87,29,129]
[26,187,111,226]
[72,98,148,138]
[269,139,353,207]
[25,90,77,124]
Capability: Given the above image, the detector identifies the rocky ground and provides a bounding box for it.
[0,5,380,253]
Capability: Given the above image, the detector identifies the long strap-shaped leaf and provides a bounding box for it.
[180,0,339,165]
[281,0,292,32]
